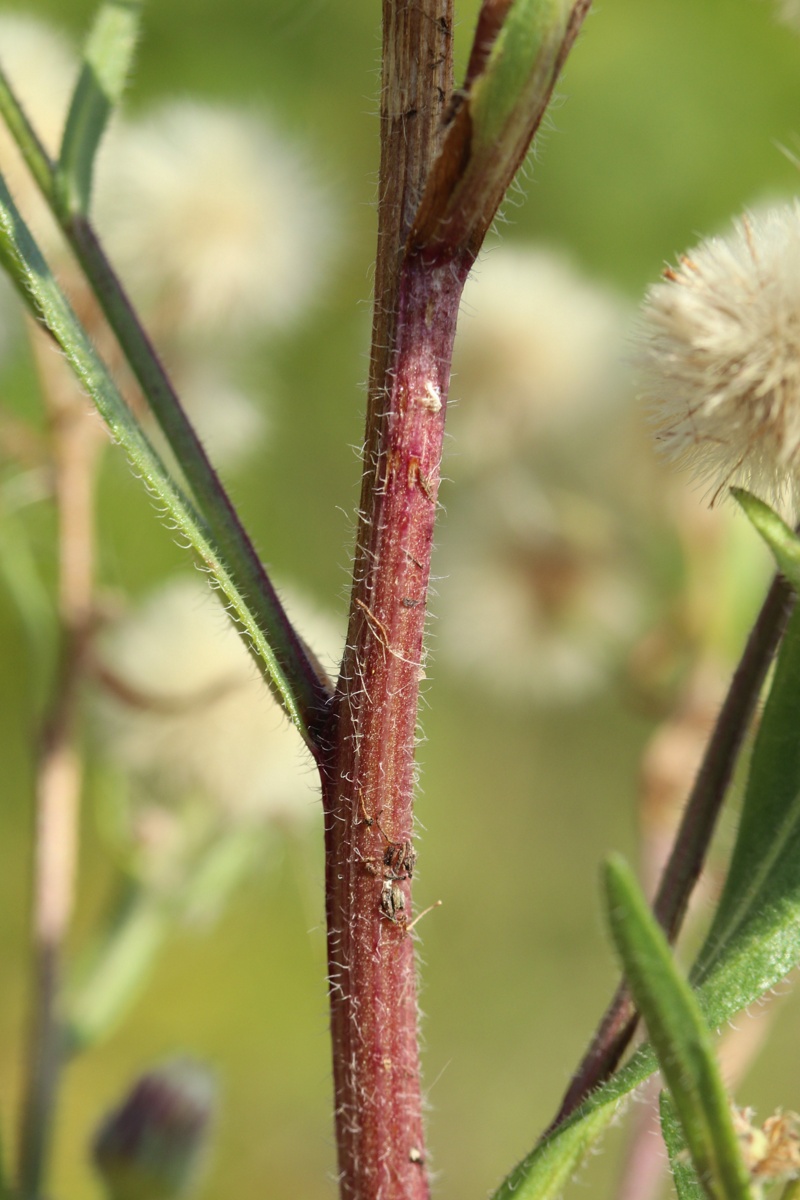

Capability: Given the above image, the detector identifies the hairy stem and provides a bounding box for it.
[319,3,595,1192]
[319,4,456,1196]
[0,67,331,747]
[322,249,469,1200]
[550,571,794,1130]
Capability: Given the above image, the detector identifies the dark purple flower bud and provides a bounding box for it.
[92,1058,215,1199]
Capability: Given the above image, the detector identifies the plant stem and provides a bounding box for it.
[549,571,795,1131]
[64,216,332,746]
[17,334,105,1199]
[0,67,331,748]
[319,3,595,1191]
[322,249,470,1200]
[318,4,457,1196]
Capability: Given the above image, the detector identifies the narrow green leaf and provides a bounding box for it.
[410,0,588,253]
[690,603,800,1000]
[491,817,800,1200]
[604,857,752,1200]
[470,0,573,153]
[58,0,142,215]
[64,830,268,1053]
[0,68,54,204]
[489,1099,625,1200]
[0,171,317,743]
[660,1091,705,1200]
[0,61,332,743]
[732,489,800,592]
[492,610,800,1200]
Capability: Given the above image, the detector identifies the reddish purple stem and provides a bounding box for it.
[320,250,472,1200]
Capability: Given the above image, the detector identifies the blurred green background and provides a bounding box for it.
[1,1,800,1198]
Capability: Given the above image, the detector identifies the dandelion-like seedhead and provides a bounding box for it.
[733,1107,800,1188]
[450,244,629,471]
[437,473,641,703]
[98,101,337,337]
[638,203,800,512]
[94,576,343,823]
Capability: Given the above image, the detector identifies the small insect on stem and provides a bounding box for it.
[380,878,406,924]
[383,839,416,881]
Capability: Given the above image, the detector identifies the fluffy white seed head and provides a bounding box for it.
[450,244,630,470]
[97,101,337,337]
[437,472,642,704]
[638,204,800,512]
[94,576,343,823]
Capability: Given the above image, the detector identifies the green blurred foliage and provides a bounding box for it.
[1,2,800,1199]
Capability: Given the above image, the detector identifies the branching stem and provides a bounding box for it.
[550,571,795,1131]
[318,4,456,1194]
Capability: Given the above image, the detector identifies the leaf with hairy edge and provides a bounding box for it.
[604,856,752,1200]
[0,171,317,744]
[0,63,330,742]
[661,1092,706,1200]
[491,608,800,1199]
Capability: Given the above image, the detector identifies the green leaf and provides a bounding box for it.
[660,1092,705,1200]
[604,856,751,1200]
[0,171,318,743]
[491,609,800,1200]
[490,1097,627,1200]
[0,61,332,745]
[58,0,142,215]
[64,829,269,1053]
[410,0,588,253]
[470,0,571,152]
[690,604,800,1002]
[731,488,800,592]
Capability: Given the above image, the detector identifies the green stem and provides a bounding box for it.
[0,70,54,202]
[0,64,332,749]
[549,570,794,1130]
[0,173,322,747]
[66,214,333,746]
